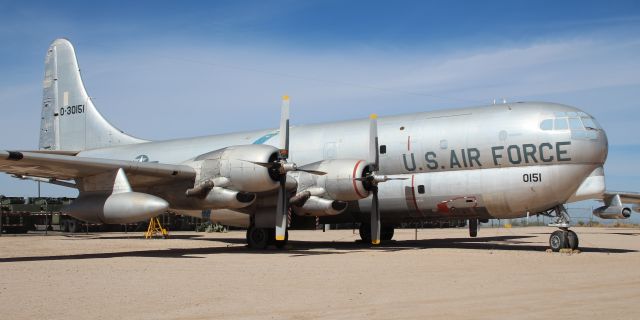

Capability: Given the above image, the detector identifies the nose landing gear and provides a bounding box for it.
[544,205,579,252]
[549,229,579,252]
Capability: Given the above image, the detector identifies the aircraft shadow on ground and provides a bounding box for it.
[73,234,207,240]
[0,234,636,263]
[280,235,637,255]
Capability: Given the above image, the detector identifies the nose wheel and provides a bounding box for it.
[544,205,579,252]
[549,229,579,252]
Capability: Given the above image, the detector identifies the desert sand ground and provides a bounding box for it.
[0,226,639,320]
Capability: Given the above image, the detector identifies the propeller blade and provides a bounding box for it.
[245,160,276,169]
[279,95,290,159]
[354,176,408,182]
[298,169,327,175]
[371,187,381,245]
[275,176,288,241]
[369,114,379,171]
[246,160,324,176]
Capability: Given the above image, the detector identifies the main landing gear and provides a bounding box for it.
[246,226,288,249]
[359,223,394,242]
[545,205,579,252]
[469,218,478,237]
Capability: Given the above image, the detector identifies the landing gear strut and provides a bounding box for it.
[544,205,579,252]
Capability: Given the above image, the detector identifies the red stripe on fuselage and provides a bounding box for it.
[352,160,367,199]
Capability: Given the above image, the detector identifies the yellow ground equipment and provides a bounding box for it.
[145,216,169,239]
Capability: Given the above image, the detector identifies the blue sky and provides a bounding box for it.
[0,1,639,219]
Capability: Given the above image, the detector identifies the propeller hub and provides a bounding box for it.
[281,162,297,173]
[373,175,388,183]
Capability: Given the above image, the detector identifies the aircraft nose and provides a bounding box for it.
[598,127,609,164]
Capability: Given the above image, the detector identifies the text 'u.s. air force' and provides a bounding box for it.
[402,141,572,171]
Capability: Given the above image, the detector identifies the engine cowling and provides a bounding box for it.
[297,159,372,201]
[293,196,348,217]
[593,205,632,219]
[199,187,256,209]
[192,145,280,193]
[64,192,169,224]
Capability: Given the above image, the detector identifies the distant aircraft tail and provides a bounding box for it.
[39,38,147,152]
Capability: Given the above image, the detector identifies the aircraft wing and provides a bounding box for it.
[0,150,195,188]
[604,191,640,205]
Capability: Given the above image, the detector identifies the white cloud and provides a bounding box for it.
[71,35,640,140]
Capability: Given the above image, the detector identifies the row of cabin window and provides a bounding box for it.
[539,116,597,131]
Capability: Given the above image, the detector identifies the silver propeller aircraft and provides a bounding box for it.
[1,39,639,251]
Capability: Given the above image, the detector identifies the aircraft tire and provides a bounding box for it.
[381,226,394,241]
[567,230,579,250]
[549,230,567,252]
[359,223,371,243]
[246,226,269,249]
[273,229,288,249]
[469,219,478,237]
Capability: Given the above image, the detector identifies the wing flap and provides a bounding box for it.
[0,150,195,187]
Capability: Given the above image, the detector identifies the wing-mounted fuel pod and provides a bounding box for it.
[64,168,169,224]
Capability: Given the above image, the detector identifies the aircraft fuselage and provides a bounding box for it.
[78,101,608,225]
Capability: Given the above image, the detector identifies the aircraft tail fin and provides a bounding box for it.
[39,38,147,152]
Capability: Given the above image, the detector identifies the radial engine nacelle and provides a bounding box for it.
[189,144,280,193]
[64,191,168,224]
[593,205,632,220]
[295,159,371,201]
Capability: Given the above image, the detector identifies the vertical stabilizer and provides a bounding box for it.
[39,38,147,151]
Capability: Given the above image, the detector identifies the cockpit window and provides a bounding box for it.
[568,117,583,130]
[539,111,600,140]
[554,118,568,130]
[540,119,553,130]
[581,117,597,130]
